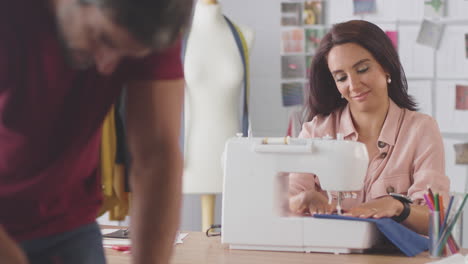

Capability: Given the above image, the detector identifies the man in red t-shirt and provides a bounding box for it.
[0,0,192,263]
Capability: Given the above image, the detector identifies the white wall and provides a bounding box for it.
[100,0,468,245]
[193,0,468,243]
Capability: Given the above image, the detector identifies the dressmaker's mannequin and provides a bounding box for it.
[183,0,254,232]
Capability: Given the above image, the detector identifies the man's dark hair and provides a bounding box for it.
[80,0,193,50]
[304,20,418,122]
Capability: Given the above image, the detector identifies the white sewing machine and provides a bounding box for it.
[221,136,383,254]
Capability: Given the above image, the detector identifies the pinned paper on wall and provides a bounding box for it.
[416,19,444,49]
[303,1,324,25]
[281,82,305,106]
[456,85,468,110]
[385,31,398,50]
[353,0,377,15]
[281,2,302,26]
[305,55,313,78]
[424,0,446,18]
[281,29,305,53]
[454,143,468,164]
[465,34,468,58]
[281,55,306,79]
[305,28,326,54]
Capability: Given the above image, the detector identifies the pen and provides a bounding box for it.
[436,193,468,256]
[428,187,435,206]
[424,193,434,211]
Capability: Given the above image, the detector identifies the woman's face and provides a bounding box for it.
[327,43,389,113]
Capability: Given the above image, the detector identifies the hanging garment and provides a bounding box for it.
[98,105,129,221]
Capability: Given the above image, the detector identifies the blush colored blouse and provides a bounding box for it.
[289,100,450,209]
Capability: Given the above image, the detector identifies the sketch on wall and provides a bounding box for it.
[424,0,446,17]
[465,33,468,58]
[436,81,468,133]
[456,85,468,110]
[416,19,444,49]
[353,0,377,15]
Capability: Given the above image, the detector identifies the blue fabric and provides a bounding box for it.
[314,214,429,257]
[20,222,106,264]
[223,16,249,136]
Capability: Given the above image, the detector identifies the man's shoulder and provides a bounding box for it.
[116,39,184,82]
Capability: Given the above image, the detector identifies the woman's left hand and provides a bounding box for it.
[343,196,404,219]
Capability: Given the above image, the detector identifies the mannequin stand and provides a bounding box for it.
[201,194,216,233]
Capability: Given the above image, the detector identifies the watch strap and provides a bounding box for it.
[391,196,411,223]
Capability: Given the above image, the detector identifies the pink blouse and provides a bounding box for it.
[289,100,450,209]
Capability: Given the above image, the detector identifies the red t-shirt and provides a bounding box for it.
[0,1,184,241]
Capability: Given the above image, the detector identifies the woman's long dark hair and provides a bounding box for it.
[304,20,417,122]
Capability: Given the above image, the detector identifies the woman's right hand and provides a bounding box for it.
[289,189,335,215]
[0,226,28,264]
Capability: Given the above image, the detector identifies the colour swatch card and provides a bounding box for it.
[280,1,326,108]
[281,82,305,106]
[303,1,324,25]
[353,0,377,15]
[281,55,306,79]
[416,19,444,49]
[305,28,326,54]
[281,29,305,53]
[281,2,302,26]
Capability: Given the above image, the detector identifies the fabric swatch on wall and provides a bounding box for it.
[281,82,304,106]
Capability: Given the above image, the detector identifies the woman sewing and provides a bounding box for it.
[288,20,449,235]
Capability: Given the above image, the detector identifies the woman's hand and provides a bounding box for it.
[344,196,403,219]
[0,226,28,264]
[289,189,336,215]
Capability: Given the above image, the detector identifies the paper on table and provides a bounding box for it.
[101,229,188,246]
[175,233,188,244]
[103,238,132,246]
[425,253,467,264]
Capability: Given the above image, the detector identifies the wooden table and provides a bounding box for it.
[105,232,460,264]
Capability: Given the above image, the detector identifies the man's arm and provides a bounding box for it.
[0,226,28,264]
[126,79,184,264]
